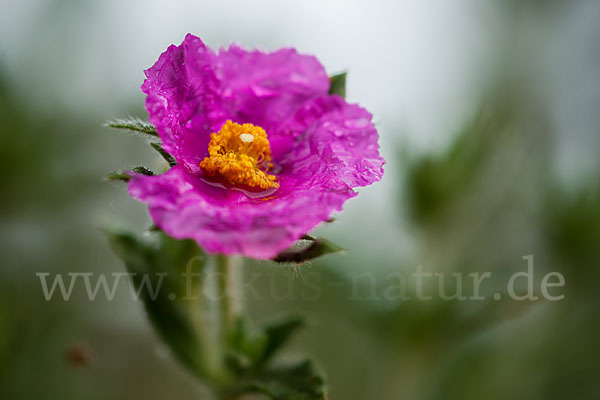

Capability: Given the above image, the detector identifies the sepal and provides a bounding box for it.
[273,235,345,264]
[328,72,346,98]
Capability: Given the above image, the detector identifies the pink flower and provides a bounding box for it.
[128,34,384,259]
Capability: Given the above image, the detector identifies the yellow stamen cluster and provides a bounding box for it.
[199,120,279,189]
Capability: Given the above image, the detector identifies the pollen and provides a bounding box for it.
[199,120,279,189]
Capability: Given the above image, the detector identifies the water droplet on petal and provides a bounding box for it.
[289,72,309,84]
[200,177,279,199]
[344,118,369,128]
[251,84,277,98]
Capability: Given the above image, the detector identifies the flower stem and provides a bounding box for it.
[214,254,242,386]
[215,254,235,334]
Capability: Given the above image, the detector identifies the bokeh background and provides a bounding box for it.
[2,0,600,399]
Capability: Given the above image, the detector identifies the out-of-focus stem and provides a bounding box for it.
[216,254,237,333]
[214,254,242,386]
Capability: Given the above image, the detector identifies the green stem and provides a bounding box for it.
[216,254,235,334]
[214,254,242,389]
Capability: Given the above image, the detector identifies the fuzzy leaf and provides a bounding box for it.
[251,360,327,400]
[150,142,177,166]
[105,117,158,137]
[328,72,346,98]
[225,315,305,374]
[106,230,209,379]
[220,359,326,400]
[106,171,131,182]
[132,166,154,176]
[106,167,153,182]
[255,317,306,367]
[273,236,345,264]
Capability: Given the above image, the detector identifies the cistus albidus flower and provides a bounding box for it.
[128,34,384,259]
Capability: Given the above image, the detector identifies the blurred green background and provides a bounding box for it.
[1,0,599,399]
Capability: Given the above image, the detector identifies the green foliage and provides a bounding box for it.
[107,229,326,399]
[250,360,326,400]
[273,236,345,264]
[107,118,177,174]
[328,72,346,98]
[106,167,154,182]
[222,316,325,399]
[133,166,155,176]
[255,317,306,367]
[106,171,132,182]
[150,142,177,166]
[105,117,159,137]
[545,183,600,266]
[221,358,326,400]
[404,107,509,225]
[225,316,305,371]
[386,76,600,399]
[107,230,211,380]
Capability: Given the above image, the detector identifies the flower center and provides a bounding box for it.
[199,120,279,189]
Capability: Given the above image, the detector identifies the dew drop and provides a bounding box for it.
[235,185,279,199]
[344,118,369,128]
[251,84,277,98]
[200,177,279,199]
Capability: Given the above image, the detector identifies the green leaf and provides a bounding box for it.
[251,360,327,400]
[219,359,326,400]
[106,170,131,182]
[255,317,306,367]
[106,167,153,182]
[225,315,305,373]
[107,230,329,398]
[106,230,210,380]
[151,142,177,167]
[404,106,511,225]
[328,72,346,98]
[273,236,345,264]
[224,317,262,375]
[132,166,154,176]
[105,117,158,137]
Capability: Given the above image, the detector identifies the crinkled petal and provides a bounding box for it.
[143,35,331,175]
[214,45,330,133]
[142,34,227,173]
[128,166,355,259]
[274,95,384,189]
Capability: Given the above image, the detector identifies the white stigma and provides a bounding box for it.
[239,133,255,143]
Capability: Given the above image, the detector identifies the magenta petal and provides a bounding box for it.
[142,34,227,172]
[214,45,330,132]
[275,95,384,189]
[128,167,355,259]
